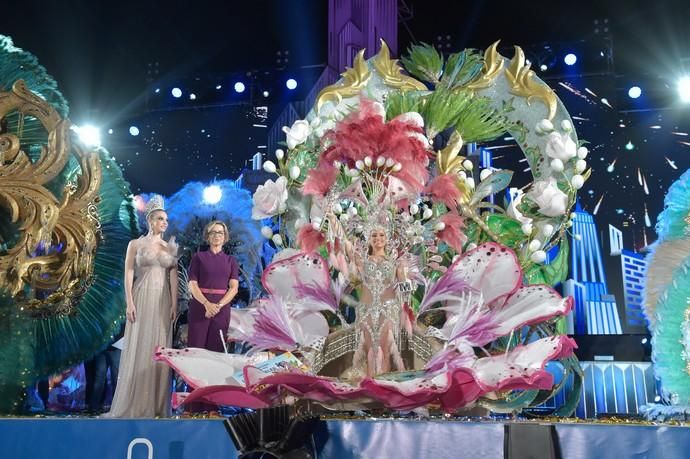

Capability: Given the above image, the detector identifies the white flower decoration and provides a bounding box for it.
[544,132,577,162]
[282,119,311,149]
[310,117,336,138]
[528,177,569,217]
[506,188,533,226]
[252,176,289,219]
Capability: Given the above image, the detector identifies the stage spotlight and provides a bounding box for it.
[628,86,642,99]
[263,90,270,97]
[154,88,160,94]
[108,128,113,135]
[540,64,548,71]
[678,76,690,103]
[171,87,182,98]
[203,184,223,204]
[625,141,634,151]
[216,84,222,90]
[129,126,140,136]
[564,53,577,66]
[286,78,297,90]
[74,125,101,147]
[234,82,246,93]
[641,337,648,344]
[189,93,197,100]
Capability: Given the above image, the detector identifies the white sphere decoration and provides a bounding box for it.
[423,208,433,220]
[521,223,533,235]
[263,160,277,173]
[289,165,301,180]
[530,250,547,263]
[261,226,274,239]
[410,203,419,215]
[480,169,492,181]
[466,177,475,188]
[275,149,285,160]
[528,239,542,252]
[272,234,284,246]
[355,160,365,170]
[393,162,402,172]
[434,222,446,231]
[577,146,588,159]
[550,158,564,172]
[561,120,572,132]
[462,159,474,171]
[364,156,372,167]
[542,223,554,237]
[376,156,386,167]
[575,159,587,173]
[536,119,554,133]
[571,175,585,189]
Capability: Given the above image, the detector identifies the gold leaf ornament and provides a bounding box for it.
[504,46,558,120]
[0,80,102,314]
[371,40,427,92]
[315,49,371,113]
[466,40,505,90]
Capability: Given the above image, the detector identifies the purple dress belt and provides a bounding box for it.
[199,288,228,295]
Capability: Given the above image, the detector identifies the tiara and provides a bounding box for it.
[145,194,165,217]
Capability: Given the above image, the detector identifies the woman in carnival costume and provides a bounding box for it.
[106,195,178,418]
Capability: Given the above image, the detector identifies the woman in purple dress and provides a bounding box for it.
[187,220,240,352]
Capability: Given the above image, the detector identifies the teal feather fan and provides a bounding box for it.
[644,169,690,404]
[0,35,137,412]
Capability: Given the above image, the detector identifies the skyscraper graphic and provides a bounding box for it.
[568,203,623,334]
[268,0,399,153]
[608,224,648,328]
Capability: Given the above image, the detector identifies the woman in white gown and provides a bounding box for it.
[105,195,177,418]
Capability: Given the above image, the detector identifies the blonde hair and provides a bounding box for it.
[204,220,230,243]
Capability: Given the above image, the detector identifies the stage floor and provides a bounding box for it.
[1,416,688,458]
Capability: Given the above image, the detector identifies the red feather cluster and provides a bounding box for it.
[425,173,463,210]
[302,98,432,197]
[437,212,467,253]
[296,224,326,253]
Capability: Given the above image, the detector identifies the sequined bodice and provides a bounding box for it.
[361,257,396,300]
[135,239,177,271]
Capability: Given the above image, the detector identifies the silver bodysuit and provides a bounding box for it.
[355,256,401,349]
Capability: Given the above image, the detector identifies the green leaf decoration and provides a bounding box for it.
[553,356,584,417]
[400,43,443,84]
[525,264,548,284]
[440,49,483,90]
[454,96,510,144]
[480,389,540,414]
[422,89,472,139]
[524,239,570,286]
[543,239,569,285]
[463,220,483,246]
[485,214,524,248]
[511,120,530,145]
[470,170,513,205]
[385,90,426,120]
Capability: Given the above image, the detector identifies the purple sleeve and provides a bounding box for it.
[230,256,239,281]
[188,253,200,282]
